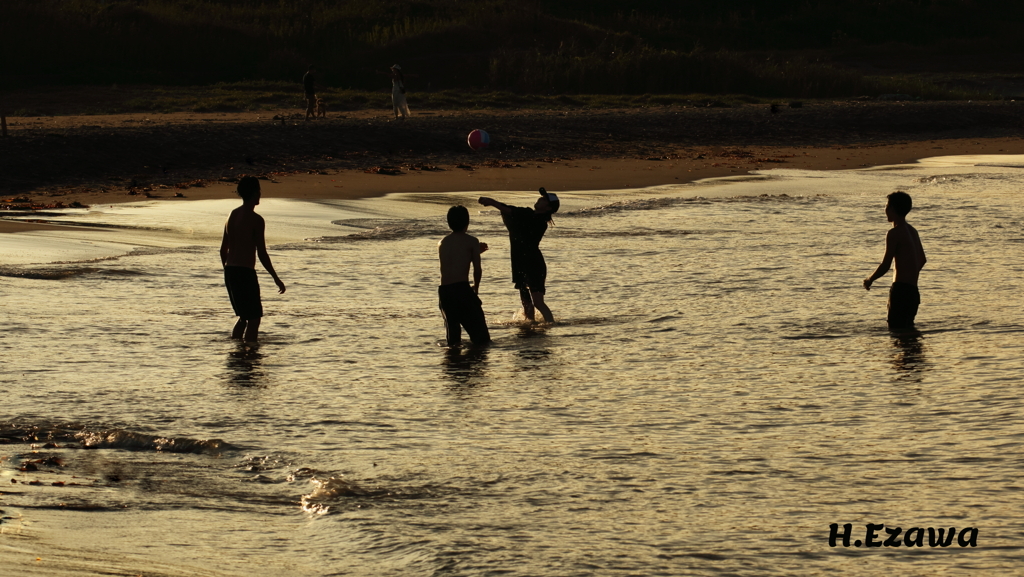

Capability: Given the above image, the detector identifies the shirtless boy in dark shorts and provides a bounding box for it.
[220,176,286,342]
[863,191,927,330]
[437,205,491,347]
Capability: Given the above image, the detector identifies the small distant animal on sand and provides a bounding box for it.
[315,98,327,118]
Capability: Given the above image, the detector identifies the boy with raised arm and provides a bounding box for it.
[220,176,286,342]
[478,188,559,323]
[438,205,491,347]
[863,191,927,329]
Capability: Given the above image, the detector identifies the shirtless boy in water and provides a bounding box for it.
[437,205,491,347]
[863,191,926,329]
[220,176,286,342]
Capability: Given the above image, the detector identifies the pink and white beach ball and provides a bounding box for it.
[467,129,490,150]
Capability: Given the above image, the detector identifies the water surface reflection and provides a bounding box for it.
[224,343,267,388]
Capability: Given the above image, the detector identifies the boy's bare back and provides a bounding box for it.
[223,207,266,269]
[438,232,482,287]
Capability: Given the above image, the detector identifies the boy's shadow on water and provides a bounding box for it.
[782,319,930,382]
[224,343,267,388]
[442,346,490,390]
[889,328,927,383]
[509,323,570,380]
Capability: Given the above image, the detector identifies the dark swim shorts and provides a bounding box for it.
[511,254,547,294]
[887,281,920,329]
[224,266,263,320]
[438,281,490,346]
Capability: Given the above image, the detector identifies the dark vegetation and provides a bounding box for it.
[1,83,774,117]
[3,0,1024,102]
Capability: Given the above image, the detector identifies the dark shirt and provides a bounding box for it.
[303,72,315,96]
[502,206,548,264]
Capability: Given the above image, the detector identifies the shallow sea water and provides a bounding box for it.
[1,156,1023,576]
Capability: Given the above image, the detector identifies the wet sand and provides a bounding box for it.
[3,101,1024,233]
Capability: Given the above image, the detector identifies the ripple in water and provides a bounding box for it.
[2,159,1024,575]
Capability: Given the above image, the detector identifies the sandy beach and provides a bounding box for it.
[2,101,1024,233]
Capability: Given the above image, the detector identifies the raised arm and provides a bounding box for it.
[478,197,512,215]
[863,229,895,290]
[255,216,286,294]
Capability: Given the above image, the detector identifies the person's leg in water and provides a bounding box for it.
[440,303,462,347]
[519,288,536,322]
[531,291,553,323]
[232,318,247,339]
[243,317,261,342]
[233,317,261,342]
[518,288,553,323]
[462,298,491,345]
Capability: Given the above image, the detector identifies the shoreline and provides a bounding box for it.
[3,103,1024,233]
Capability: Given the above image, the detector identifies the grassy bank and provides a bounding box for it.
[1,83,759,116]
[2,0,1021,99]
[2,79,991,118]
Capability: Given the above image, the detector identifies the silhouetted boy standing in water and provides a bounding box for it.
[438,205,491,347]
[479,188,559,323]
[863,191,926,329]
[221,176,286,342]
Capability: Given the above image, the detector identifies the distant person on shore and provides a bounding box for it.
[303,65,317,120]
[438,205,491,347]
[863,191,926,330]
[389,64,411,120]
[479,189,559,323]
[221,176,286,342]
